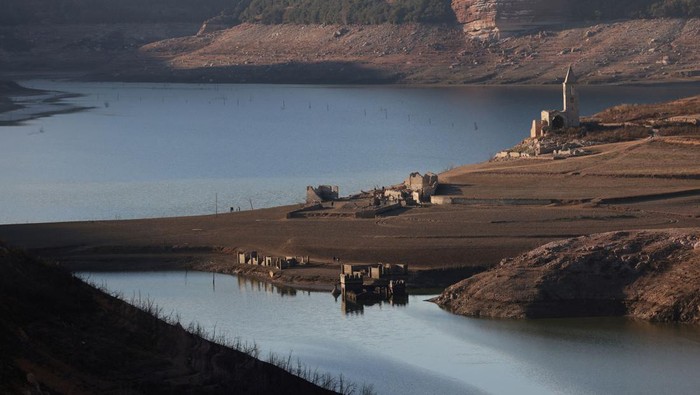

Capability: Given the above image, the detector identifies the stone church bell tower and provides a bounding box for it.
[531,66,582,138]
[563,65,580,127]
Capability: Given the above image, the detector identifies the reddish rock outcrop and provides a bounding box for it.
[433,229,700,323]
[451,0,568,38]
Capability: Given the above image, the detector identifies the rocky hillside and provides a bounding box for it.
[0,243,335,394]
[127,18,700,84]
[2,0,698,26]
[452,0,569,38]
[452,0,700,38]
[433,229,700,323]
[0,0,231,24]
[592,94,700,124]
[1,1,699,84]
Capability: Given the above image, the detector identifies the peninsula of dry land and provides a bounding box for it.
[433,228,700,323]
[1,96,699,294]
[0,80,90,126]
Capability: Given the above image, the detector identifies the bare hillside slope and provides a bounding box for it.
[1,19,698,84]
[0,243,335,394]
[433,229,700,322]
[138,19,700,84]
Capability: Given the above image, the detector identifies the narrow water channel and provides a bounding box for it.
[80,271,700,395]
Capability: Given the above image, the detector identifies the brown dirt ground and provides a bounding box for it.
[433,228,700,322]
[1,135,699,290]
[1,19,699,84]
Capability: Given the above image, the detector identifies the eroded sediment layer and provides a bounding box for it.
[433,229,700,323]
[452,0,567,37]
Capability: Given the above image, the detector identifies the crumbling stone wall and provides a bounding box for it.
[306,185,338,204]
[405,172,438,202]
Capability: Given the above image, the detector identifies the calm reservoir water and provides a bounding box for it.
[1,81,698,224]
[81,271,700,395]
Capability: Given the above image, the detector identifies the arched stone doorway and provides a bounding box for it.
[551,115,565,129]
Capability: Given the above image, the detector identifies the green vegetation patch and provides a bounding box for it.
[572,0,700,20]
[0,0,697,26]
[236,0,456,25]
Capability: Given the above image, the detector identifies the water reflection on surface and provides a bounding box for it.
[236,275,299,297]
[80,271,700,395]
[336,294,409,315]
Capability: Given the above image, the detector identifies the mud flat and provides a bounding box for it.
[0,80,90,125]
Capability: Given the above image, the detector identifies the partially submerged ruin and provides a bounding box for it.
[237,250,308,270]
[335,263,408,313]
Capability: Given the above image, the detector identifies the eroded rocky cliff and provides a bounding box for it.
[452,0,568,38]
[433,229,700,323]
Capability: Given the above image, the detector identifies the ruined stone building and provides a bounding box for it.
[341,263,408,280]
[338,263,408,307]
[404,172,438,203]
[237,250,306,269]
[531,66,580,138]
[306,185,339,204]
[369,263,409,279]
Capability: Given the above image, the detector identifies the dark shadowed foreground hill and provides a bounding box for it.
[433,229,700,323]
[0,242,335,395]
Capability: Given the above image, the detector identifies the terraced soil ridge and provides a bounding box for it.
[432,229,700,322]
